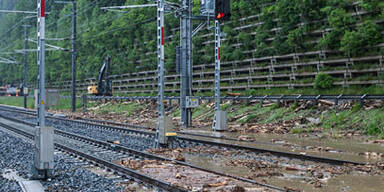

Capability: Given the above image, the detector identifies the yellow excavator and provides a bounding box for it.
[87,56,112,96]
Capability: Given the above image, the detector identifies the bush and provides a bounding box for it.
[314,73,334,89]
[341,30,362,56]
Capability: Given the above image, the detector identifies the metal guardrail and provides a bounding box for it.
[81,94,384,106]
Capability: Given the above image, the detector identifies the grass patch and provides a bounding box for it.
[238,103,281,123]
[192,105,211,119]
[50,98,82,111]
[290,126,314,134]
[320,107,384,136]
[92,102,143,117]
[263,107,288,123]
[0,96,34,109]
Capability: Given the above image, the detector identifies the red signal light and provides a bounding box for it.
[216,12,225,19]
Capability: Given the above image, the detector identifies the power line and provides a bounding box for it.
[78,17,157,41]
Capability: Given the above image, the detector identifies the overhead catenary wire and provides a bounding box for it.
[0,0,99,53]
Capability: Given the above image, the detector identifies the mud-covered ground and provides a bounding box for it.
[53,99,384,160]
[46,99,384,191]
[116,159,270,192]
[55,99,383,137]
[147,147,384,192]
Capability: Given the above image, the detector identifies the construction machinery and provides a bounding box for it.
[2,84,22,96]
[87,56,112,96]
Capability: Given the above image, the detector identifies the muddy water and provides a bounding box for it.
[267,174,384,192]
[180,127,384,163]
[185,154,251,178]
[182,151,384,192]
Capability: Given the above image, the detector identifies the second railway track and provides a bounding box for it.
[0,105,365,166]
[1,104,382,191]
[0,110,284,191]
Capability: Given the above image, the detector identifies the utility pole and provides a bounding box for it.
[54,0,77,112]
[99,2,174,147]
[155,0,165,148]
[180,0,193,128]
[33,0,54,179]
[212,0,230,131]
[71,0,77,112]
[23,25,31,109]
[212,20,227,131]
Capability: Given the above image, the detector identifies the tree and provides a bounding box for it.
[314,73,334,90]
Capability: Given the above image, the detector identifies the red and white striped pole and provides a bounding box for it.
[33,0,54,179]
[37,0,46,128]
[155,0,165,147]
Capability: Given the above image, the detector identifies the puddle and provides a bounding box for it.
[180,127,384,164]
[118,158,269,191]
[266,173,384,192]
[150,147,384,192]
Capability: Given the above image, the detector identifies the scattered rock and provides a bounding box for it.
[204,181,228,188]
[373,140,384,144]
[231,186,245,192]
[175,173,182,179]
[306,117,321,125]
[314,181,322,188]
[284,187,301,192]
[237,135,255,141]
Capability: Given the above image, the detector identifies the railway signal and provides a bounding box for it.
[33,0,54,179]
[215,0,231,21]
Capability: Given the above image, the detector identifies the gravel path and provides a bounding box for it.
[0,111,153,151]
[0,127,125,192]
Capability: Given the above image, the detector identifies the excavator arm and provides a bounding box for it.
[88,56,112,96]
[97,55,112,96]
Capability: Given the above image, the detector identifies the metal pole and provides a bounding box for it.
[212,20,227,131]
[71,0,77,112]
[33,0,54,179]
[23,25,30,109]
[214,20,221,113]
[37,0,46,128]
[155,0,165,148]
[180,0,193,128]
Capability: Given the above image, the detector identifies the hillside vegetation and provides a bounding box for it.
[0,0,383,94]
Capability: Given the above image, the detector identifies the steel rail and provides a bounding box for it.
[49,116,155,138]
[73,116,149,129]
[0,119,186,192]
[0,105,366,166]
[55,128,285,191]
[0,113,286,191]
[176,131,282,147]
[0,106,154,137]
[55,144,186,192]
[176,136,365,166]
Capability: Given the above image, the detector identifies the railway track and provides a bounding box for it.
[0,104,365,166]
[0,119,186,192]
[0,111,285,191]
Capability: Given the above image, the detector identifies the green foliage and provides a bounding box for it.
[0,0,382,88]
[361,0,384,12]
[286,27,305,50]
[238,32,253,50]
[0,96,34,109]
[340,30,362,56]
[341,21,381,55]
[314,73,334,90]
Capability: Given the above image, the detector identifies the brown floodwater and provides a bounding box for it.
[180,127,384,164]
[181,150,384,192]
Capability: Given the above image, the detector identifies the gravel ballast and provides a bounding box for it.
[0,127,125,192]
